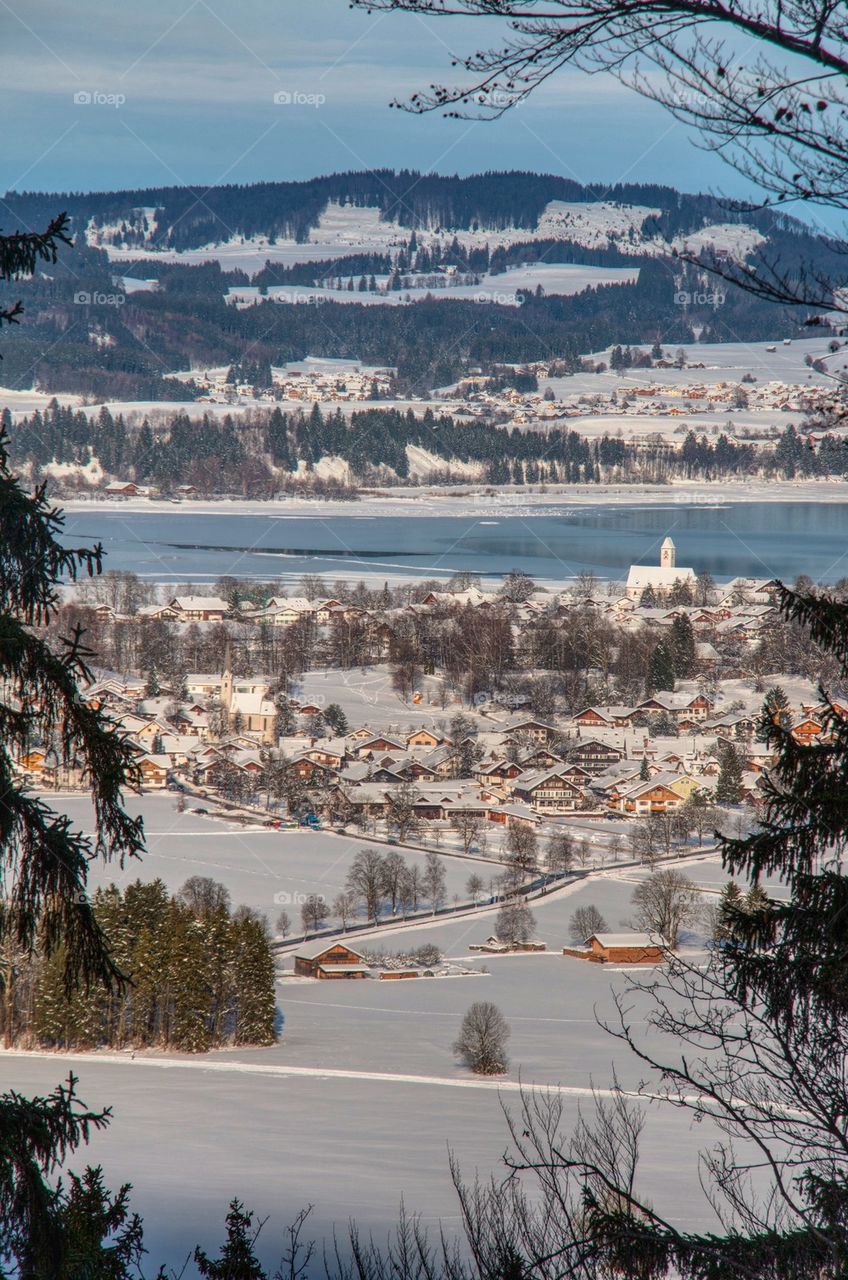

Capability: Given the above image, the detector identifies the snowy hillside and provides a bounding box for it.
[90,196,765,278]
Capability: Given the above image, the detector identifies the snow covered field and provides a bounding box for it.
[55,794,488,922]
[0,1051,726,1270]
[0,788,763,1270]
[225,262,640,308]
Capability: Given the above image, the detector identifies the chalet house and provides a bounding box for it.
[791,716,824,745]
[665,774,703,802]
[294,941,371,979]
[288,756,337,784]
[259,598,317,627]
[404,760,439,782]
[303,741,348,768]
[185,673,223,699]
[416,745,459,778]
[637,694,714,723]
[705,714,757,741]
[505,717,559,745]
[558,762,594,786]
[579,705,636,729]
[569,739,624,774]
[104,480,144,496]
[407,728,441,748]
[355,735,407,758]
[512,769,584,813]
[476,759,523,785]
[574,706,620,729]
[137,754,170,789]
[18,747,48,777]
[520,747,562,769]
[609,776,684,815]
[168,596,230,622]
[370,765,405,783]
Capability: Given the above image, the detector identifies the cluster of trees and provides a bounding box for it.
[342,846,447,923]
[4,877,277,1053]
[10,397,821,501]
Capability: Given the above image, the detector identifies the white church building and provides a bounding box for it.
[625,537,697,601]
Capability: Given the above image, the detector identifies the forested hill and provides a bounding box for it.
[0,171,831,401]
[2,170,803,251]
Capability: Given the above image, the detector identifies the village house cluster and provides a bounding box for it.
[16,541,837,853]
[191,360,396,405]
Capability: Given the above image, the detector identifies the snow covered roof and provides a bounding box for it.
[294,939,366,961]
[626,566,696,594]
[589,932,664,949]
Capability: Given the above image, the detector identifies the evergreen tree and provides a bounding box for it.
[59,1166,152,1279]
[167,905,213,1052]
[648,640,676,692]
[670,613,696,677]
[230,912,277,1046]
[322,702,349,734]
[713,879,745,942]
[195,1200,267,1279]
[715,740,744,805]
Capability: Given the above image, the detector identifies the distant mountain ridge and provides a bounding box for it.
[2,169,805,255]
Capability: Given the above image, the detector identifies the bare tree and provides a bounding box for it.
[347,848,386,923]
[423,851,447,913]
[569,903,608,945]
[397,863,423,915]
[275,909,292,939]
[631,868,702,947]
[300,894,329,936]
[386,782,421,841]
[466,871,486,901]
[545,831,574,876]
[451,811,484,856]
[178,876,231,919]
[503,824,539,889]
[631,814,663,867]
[332,890,357,930]
[453,1001,511,1074]
[380,849,408,913]
[495,896,536,944]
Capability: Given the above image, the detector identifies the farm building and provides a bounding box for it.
[564,932,665,964]
[293,941,371,979]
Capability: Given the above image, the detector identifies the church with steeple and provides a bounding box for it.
[625,536,697,601]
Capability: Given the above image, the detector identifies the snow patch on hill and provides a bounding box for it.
[90,198,765,271]
[405,445,482,480]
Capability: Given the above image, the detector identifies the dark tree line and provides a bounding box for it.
[9,878,277,1054]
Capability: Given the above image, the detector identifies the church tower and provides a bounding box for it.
[220,639,233,728]
[660,536,676,569]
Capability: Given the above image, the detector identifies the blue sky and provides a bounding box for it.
[2,0,752,197]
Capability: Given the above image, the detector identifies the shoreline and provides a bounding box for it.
[58,477,848,520]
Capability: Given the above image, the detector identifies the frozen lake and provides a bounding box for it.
[62,500,848,585]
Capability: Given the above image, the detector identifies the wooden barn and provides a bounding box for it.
[293,941,371,979]
[584,932,664,964]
